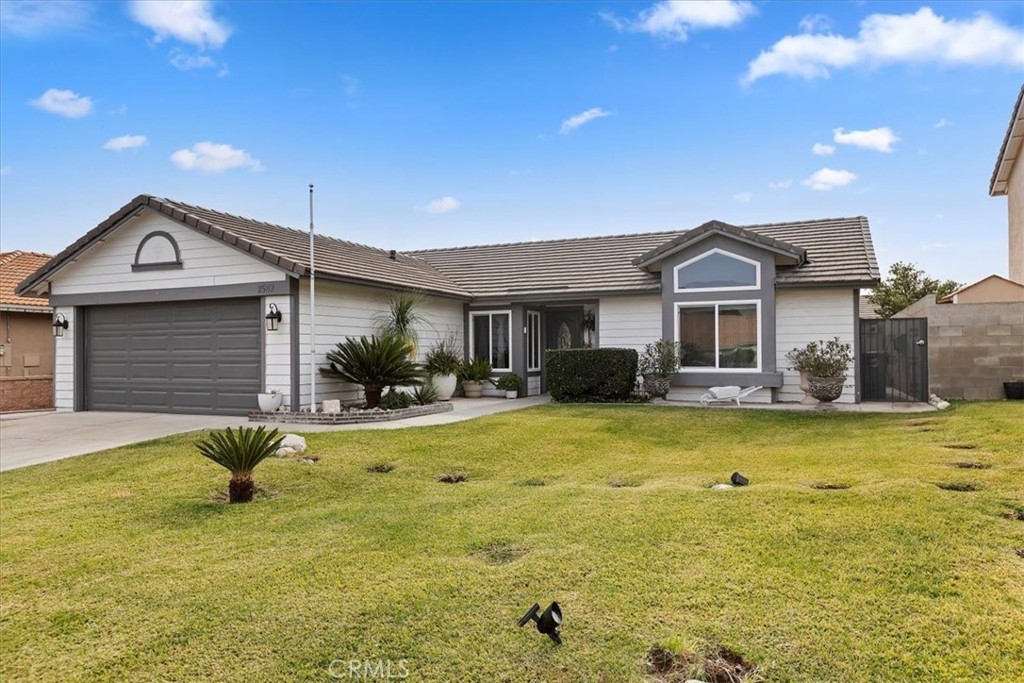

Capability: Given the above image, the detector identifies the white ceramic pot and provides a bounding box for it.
[505,390,518,399]
[432,373,458,401]
[462,381,484,399]
[258,392,284,412]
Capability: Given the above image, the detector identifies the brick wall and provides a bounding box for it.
[0,376,54,412]
[896,297,1024,399]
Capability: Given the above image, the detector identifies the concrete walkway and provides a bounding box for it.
[0,396,550,472]
[654,398,938,413]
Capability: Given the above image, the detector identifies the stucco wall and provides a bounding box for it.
[0,311,54,377]
[1009,155,1024,284]
[946,276,1024,303]
[896,296,1024,399]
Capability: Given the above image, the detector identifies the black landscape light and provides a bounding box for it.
[518,601,563,645]
[731,472,749,486]
[265,303,282,331]
[52,313,69,337]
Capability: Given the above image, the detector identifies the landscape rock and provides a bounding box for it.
[929,393,951,410]
[711,483,734,491]
[321,399,341,414]
[276,433,307,457]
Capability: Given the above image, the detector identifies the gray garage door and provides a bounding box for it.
[85,298,261,415]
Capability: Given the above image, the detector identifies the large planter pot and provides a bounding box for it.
[505,390,518,399]
[807,376,846,403]
[644,374,671,399]
[799,371,819,405]
[462,380,484,399]
[1004,381,1024,400]
[431,373,458,401]
[257,392,283,412]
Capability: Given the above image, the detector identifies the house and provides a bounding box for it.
[17,194,879,415]
[989,83,1024,285]
[937,274,1024,304]
[1,251,55,412]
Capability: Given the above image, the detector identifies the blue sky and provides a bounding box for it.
[1,1,1022,284]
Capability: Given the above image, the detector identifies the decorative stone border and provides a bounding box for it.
[249,401,453,425]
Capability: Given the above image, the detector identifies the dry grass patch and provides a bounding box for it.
[437,471,468,483]
[366,462,395,473]
[935,482,981,492]
[811,482,851,490]
[950,461,991,470]
[646,642,762,683]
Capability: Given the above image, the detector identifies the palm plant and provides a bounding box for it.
[320,335,422,408]
[196,426,284,504]
[374,292,428,358]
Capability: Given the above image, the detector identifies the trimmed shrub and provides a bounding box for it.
[546,348,638,402]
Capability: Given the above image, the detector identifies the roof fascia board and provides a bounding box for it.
[310,271,472,302]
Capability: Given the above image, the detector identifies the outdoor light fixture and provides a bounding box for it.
[518,601,563,645]
[52,313,69,338]
[731,472,749,486]
[265,303,282,331]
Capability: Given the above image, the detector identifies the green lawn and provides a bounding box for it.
[1,403,1022,682]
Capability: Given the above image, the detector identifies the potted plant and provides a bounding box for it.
[495,373,523,399]
[638,339,683,399]
[786,337,853,403]
[424,336,462,401]
[459,358,493,398]
[1005,375,1024,400]
[257,388,284,412]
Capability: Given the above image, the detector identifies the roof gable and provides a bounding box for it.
[990,84,1024,197]
[633,219,806,270]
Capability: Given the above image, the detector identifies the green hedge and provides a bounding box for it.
[546,348,638,402]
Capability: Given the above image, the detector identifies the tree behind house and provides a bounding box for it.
[870,262,961,318]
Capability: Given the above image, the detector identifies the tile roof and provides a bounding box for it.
[20,195,880,302]
[990,84,1024,197]
[411,216,879,298]
[859,294,881,319]
[633,220,806,269]
[1,251,52,311]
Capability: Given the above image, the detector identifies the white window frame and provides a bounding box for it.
[526,311,541,372]
[469,310,513,371]
[673,248,761,294]
[675,300,761,372]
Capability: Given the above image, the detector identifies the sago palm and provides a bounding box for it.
[320,335,422,408]
[196,426,284,503]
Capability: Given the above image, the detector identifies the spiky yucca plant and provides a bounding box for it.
[320,335,422,408]
[196,426,285,503]
[374,292,427,358]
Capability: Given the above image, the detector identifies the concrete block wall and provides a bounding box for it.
[896,297,1024,399]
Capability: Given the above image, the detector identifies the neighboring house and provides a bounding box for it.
[17,195,879,415]
[0,251,55,412]
[937,275,1024,304]
[859,294,881,320]
[989,83,1024,285]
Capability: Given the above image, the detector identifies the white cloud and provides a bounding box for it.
[170,141,262,173]
[732,192,752,203]
[103,134,148,151]
[0,0,92,36]
[342,74,359,98]
[422,196,461,215]
[29,88,92,117]
[169,48,228,75]
[128,0,231,49]
[601,1,755,41]
[798,14,833,33]
[802,168,857,191]
[768,179,792,189]
[934,118,952,129]
[812,142,835,156]
[744,7,1024,83]
[560,107,612,134]
[833,126,899,152]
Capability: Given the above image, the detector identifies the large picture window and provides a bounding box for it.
[527,311,541,372]
[470,311,511,371]
[674,249,759,292]
[678,302,759,370]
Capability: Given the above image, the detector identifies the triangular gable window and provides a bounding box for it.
[673,248,759,292]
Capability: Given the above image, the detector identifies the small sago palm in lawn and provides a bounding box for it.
[196,426,285,504]
[320,335,422,408]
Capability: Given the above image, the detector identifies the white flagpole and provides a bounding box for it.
[309,184,317,413]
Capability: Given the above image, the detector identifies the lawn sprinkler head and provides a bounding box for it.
[731,472,749,486]
[518,601,563,644]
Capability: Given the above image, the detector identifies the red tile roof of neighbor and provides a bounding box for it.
[0,251,52,311]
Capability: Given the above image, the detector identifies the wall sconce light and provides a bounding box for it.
[265,303,282,331]
[518,601,563,644]
[53,313,69,337]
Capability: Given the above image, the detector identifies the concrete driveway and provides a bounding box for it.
[0,411,246,472]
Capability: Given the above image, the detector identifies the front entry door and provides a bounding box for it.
[546,309,584,350]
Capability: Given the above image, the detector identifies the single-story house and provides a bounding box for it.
[17,194,880,415]
[937,274,1024,304]
[1,250,55,412]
